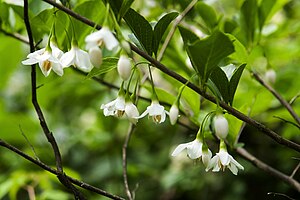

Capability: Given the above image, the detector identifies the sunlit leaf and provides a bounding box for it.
[196,2,218,30]
[229,64,246,105]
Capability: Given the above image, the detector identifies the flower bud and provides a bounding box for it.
[169,104,179,125]
[117,55,131,81]
[213,114,229,139]
[265,69,276,84]
[89,46,102,68]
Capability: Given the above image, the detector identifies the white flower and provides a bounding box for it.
[22,44,63,77]
[125,101,139,124]
[117,55,131,81]
[89,46,103,68]
[60,44,93,72]
[213,114,229,139]
[100,96,126,117]
[265,69,276,84]
[85,27,119,51]
[206,149,244,175]
[171,138,202,159]
[138,100,169,123]
[169,103,179,125]
[201,145,212,168]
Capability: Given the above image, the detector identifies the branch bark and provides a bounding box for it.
[0,139,125,200]
[23,1,85,199]
[252,71,300,125]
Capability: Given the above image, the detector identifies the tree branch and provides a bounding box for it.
[23,1,85,199]
[0,139,125,200]
[236,147,300,192]
[41,0,300,153]
[252,71,300,125]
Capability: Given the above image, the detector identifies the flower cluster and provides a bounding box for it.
[171,114,244,175]
[22,27,119,76]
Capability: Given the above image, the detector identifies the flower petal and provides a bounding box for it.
[60,50,75,68]
[187,140,202,159]
[171,142,192,157]
[218,151,230,166]
[74,48,93,72]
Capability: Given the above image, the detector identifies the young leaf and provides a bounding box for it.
[124,8,153,55]
[178,25,199,47]
[118,0,134,22]
[186,30,234,84]
[196,2,218,30]
[153,12,179,56]
[258,0,274,31]
[241,0,257,46]
[210,67,230,103]
[86,57,119,78]
[229,64,246,105]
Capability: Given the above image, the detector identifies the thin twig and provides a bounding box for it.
[273,116,300,129]
[157,0,198,61]
[236,147,300,192]
[252,71,300,125]
[23,1,85,199]
[267,192,296,200]
[0,28,29,44]
[122,124,135,200]
[0,139,125,200]
[19,125,39,160]
[41,0,300,153]
[290,162,300,178]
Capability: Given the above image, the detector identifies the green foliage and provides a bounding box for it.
[195,2,218,31]
[152,12,178,56]
[185,30,235,87]
[124,8,153,55]
[87,57,118,78]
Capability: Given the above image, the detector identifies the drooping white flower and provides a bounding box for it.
[206,141,244,175]
[60,44,93,72]
[169,103,179,125]
[265,69,276,84]
[100,96,126,117]
[171,138,203,159]
[88,46,103,68]
[201,144,212,168]
[213,114,229,139]
[22,44,63,77]
[85,27,119,51]
[125,101,139,124]
[117,55,132,81]
[138,100,169,123]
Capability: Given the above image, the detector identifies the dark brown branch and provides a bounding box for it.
[0,139,125,200]
[252,71,300,125]
[41,0,300,153]
[23,1,85,199]
[236,147,300,192]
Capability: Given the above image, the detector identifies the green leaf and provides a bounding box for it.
[30,8,53,42]
[124,8,153,55]
[143,85,176,105]
[227,34,248,63]
[118,0,134,21]
[196,2,218,30]
[229,64,246,105]
[186,30,234,84]
[178,25,199,47]
[241,0,257,46]
[153,12,179,56]
[86,57,119,78]
[210,67,230,103]
[258,0,274,31]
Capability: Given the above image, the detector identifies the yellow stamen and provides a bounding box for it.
[116,110,125,117]
[153,115,161,123]
[42,60,52,71]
